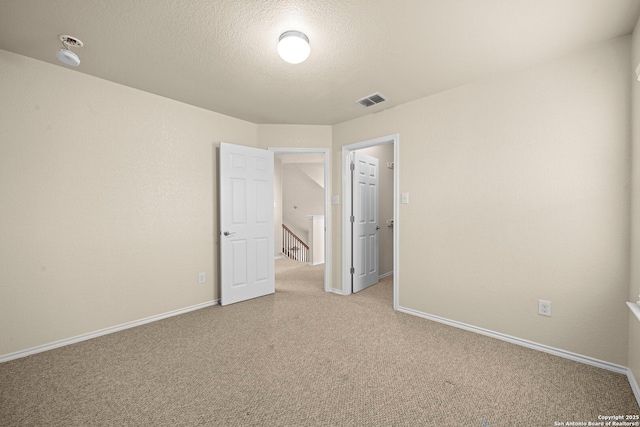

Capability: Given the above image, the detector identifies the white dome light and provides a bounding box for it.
[56,48,80,67]
[277,31,310,64]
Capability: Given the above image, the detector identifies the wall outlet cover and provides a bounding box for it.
[538,299,551,317]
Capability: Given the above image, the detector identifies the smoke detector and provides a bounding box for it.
[56,35,83,67]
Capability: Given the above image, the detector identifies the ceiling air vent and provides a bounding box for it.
[356,92,387,108]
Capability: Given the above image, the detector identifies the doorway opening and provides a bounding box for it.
[270,148,330,293]
[342,134,399,309]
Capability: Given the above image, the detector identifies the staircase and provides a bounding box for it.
[282,224,309,263]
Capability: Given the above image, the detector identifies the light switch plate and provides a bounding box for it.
[401,193,409,204]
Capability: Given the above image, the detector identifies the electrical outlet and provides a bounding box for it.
[198,272,206,284]
[538,299,551,317]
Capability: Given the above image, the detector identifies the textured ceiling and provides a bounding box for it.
[1,0,639,125]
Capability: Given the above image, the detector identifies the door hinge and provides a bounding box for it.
[350,163,355,171]
[350,267,355,274]
[350,215,355,223]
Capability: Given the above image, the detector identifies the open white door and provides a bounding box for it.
[352,151,379,293]
[219,142,274,306]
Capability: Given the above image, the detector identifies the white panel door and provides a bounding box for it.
[219,142,274,306]
[352,151,379,293]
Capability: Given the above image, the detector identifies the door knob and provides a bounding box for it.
[223,231,235,236]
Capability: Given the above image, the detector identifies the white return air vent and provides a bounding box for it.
[356,92,387,108]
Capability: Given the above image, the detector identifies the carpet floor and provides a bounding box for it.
[1,258,638,426]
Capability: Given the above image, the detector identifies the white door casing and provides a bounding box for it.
[352,151,379,293]
[341,134,399,306]
[219,142,275,306]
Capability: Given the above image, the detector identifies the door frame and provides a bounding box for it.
[341,134,399,309]
[269,147,331,293]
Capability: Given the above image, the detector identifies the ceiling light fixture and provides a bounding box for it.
[56,35,83,67]
[277,31,310,64]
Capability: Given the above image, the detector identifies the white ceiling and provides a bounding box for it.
[1,0,639,125]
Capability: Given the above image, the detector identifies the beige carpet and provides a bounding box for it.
[1,258,638,426]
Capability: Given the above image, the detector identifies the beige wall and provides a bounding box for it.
[282,163,324,240]
[1,32,637,373]
[257,124,331,150]
[333,37,632,365]
[0,50,257,356]
[630,18,640,392]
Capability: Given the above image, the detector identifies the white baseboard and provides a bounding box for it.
[0,300,218,363]
[396,306,628,375]
[379,271,393,280]
[628,369,640,409]
[399,305,640,408]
